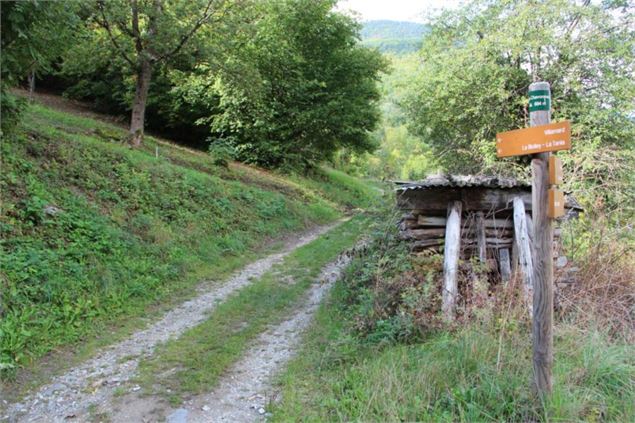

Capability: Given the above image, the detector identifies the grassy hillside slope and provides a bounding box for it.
[0,102,379,376]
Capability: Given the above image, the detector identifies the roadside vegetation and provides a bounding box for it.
[271,216,635,422]
[1,0,634,420]
[0,102,379,378]
[136,215,368,405]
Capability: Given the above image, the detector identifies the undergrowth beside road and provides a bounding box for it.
[0,102,380,378]
[136,215,368,405]
[271,217,635,422]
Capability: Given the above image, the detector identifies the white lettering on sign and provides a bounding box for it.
[520,140,566,152]
[544,127,566,135]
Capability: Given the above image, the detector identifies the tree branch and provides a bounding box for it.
[95,0,135,67]
[156,0,221,62]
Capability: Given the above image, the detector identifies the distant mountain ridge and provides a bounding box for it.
[360,20,428,54]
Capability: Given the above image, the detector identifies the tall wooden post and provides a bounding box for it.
[513,197,533,306]
[442,201,462,321]
[529,81,554,395]
[476,212,487,264]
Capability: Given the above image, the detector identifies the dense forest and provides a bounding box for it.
[1,0,634,422]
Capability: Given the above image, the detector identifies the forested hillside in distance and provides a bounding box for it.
[361,20,428,53]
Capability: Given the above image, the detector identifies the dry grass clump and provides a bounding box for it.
[558,239,635,342]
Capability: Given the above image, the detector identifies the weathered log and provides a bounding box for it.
[399,219,421,231]
[417,215,448,226]
[499,248,512,282]
[402,212,417,221]
[411,239,444,249]
[461,227,513,238]
[397,187,532,212]
[408,216,514,230]
[514,197,534,310]
[484,218,514,229]
[485,228,514,238]
[464,238,513,246]
[525,212,534,246]
[476,212,487,263]
[401,228,447,240]
[443,201,462,321]
[511,231,519,274]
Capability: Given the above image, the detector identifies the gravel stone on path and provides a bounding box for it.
[1,221,346,423]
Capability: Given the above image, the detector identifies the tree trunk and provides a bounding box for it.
[28,68,36,102]
[129,59,152,147]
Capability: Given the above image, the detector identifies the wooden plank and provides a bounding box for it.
[476,212,487,263]
[484,218,513,229]
[530,80,554,396]
[513,197,534,306]
[411,239,444,249]
[396,187,532,212]
[486,238,513,245]
[462,227,512,238]
[401,228,446,240]
[417,215,447,226]
[443,201,462,321]
[500,248,512,282]
[465,238,513,246]
[486,228,514,238]
[512,231,519,274]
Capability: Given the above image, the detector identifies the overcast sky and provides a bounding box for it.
[335,0,465,23]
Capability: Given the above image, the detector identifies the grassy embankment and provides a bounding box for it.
[271,220,635,422]
[136,215,368,405]
[0,102,380,380]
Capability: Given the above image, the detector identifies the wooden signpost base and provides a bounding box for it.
[529,81,554,396]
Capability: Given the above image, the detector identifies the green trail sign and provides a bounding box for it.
[529,89,550,112]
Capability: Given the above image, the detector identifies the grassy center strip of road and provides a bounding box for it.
[135,214,368,405]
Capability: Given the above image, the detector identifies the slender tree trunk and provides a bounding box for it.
[129,58,152,147]
[28,68,36,102]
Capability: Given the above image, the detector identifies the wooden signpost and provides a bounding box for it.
[496,81,572,396]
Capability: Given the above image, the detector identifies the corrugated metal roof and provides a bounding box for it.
[395,175,530,191]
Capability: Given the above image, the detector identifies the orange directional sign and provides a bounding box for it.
[548,188,565,218]
[496,121,571,157]
[549,156,563,185]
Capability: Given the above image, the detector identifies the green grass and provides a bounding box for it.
[136,215,368,404]
[0,101,378,379]
[270,260,635,422]
[289,167,385,211]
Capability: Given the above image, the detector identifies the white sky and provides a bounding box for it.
[335,0,465,23]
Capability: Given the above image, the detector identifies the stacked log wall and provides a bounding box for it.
[397,206,569,283]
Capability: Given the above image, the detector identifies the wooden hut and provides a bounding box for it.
[395,175,581,319]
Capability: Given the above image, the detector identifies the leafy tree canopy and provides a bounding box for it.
[1,0,80,134]
[404,0,635,179]
[198,0,387,169]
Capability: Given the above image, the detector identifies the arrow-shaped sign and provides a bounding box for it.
[496,121,571,158]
